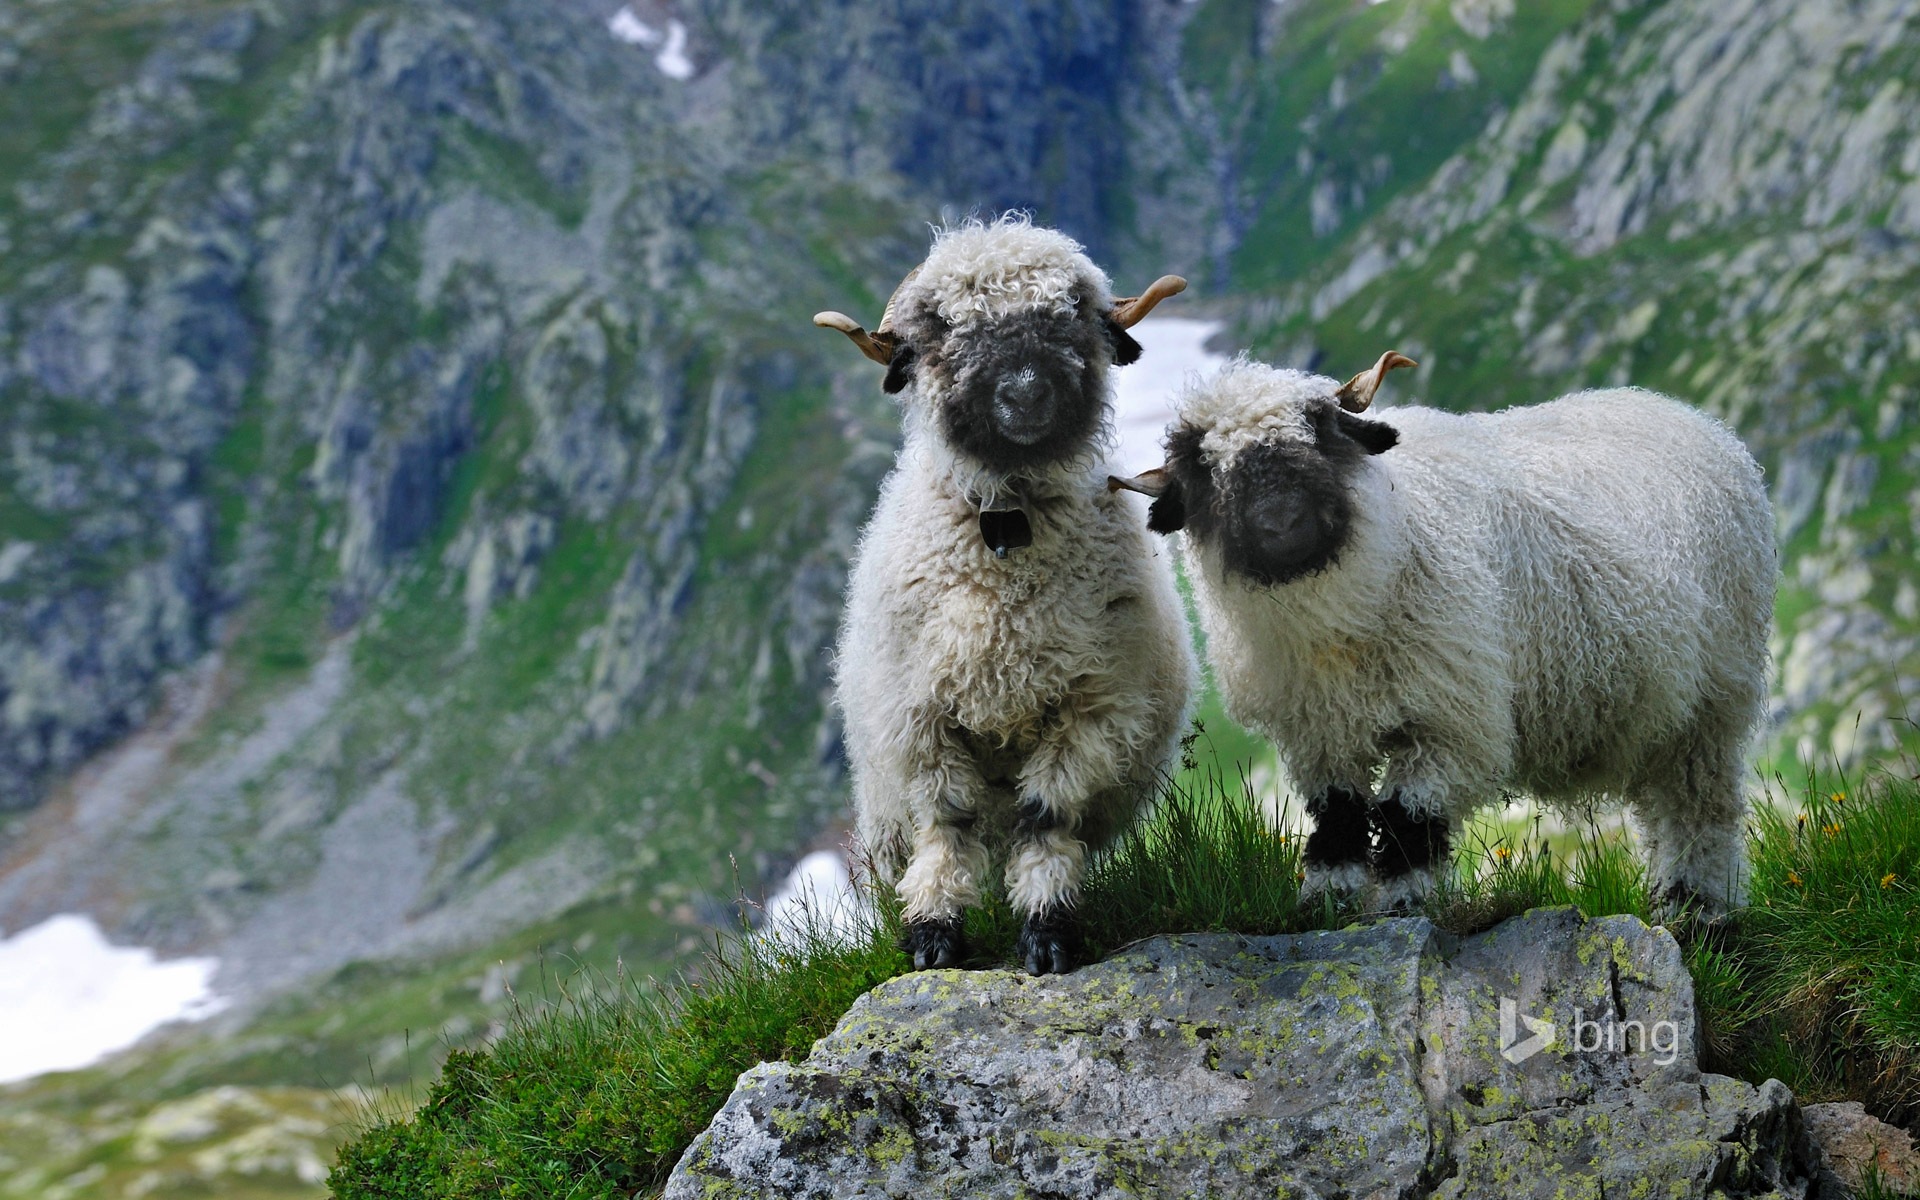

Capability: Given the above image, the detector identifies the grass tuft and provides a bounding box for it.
[329,746,1920,1198]
[1424,813,1653,936]
[331,908,906,1198]
[1722,774,1920,1123]
[1083,757,1314,943]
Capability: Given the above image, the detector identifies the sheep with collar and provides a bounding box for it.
[817,218,1195,974]
[1114,354,1774,917]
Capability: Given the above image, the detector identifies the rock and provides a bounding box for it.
[667,909,1819,1199]
[1451,0,1515,41]
[1802,1101,1920,1197]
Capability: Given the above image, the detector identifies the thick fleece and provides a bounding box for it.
[1169,362,1774,912]
[833,219,1195,968]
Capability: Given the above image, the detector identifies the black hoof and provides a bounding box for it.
[1656,883,1738,949]
[902,918,965,970]
[1373,880,1431,917]
[1017,911,1079,976]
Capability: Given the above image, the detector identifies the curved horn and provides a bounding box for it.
[1111,275,1187,329]
[814,265,922,366]
[876,265,921,337]
[813,311,892,365]
[1333,351,1417,413]
[1107,467,1172,497]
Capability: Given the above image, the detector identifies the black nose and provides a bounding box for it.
[992,368,1056,445]
[1246,493,1321,563]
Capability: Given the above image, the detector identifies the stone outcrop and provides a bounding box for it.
[668,909,1819,1199]
[1802,1101,1920,1197]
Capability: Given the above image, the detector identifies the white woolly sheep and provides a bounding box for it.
[1113,354,1774,916]
[817,218,1196,974]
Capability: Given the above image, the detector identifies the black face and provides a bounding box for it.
[885,301,1141,473]
[1150,400,1398,586]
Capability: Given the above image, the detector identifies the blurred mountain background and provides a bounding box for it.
[0,0,1915,1195]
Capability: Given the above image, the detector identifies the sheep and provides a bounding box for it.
[816,218,1197,974]
[1112,353,1775,918]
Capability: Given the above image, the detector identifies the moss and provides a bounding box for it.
[441,124,589,229]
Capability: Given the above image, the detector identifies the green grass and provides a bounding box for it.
[1720,773,1920,1120]
[327,741,1920,1198]
[330,918,908,1198]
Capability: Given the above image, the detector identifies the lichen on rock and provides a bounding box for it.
[667,909,1818,1199]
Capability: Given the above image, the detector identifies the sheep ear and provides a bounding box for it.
[881,345,917,395]
[1104,315,1143,366]
[1146,486,1188,534]
[1334,410,1399,455]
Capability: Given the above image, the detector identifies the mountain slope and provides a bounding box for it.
[1181,0,1920,771]
[0,7,1159,1192]
[0,0,1160,997]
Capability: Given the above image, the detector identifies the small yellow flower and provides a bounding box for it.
[1822,823,1842,837]
[1786,871,1804,888]
[1830,791,1846,804]
[1796,813,1807,829]
[1494,846,1513,863]
[1883,873,1899,890]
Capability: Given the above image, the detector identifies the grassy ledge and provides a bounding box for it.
[329,741,1920,1199]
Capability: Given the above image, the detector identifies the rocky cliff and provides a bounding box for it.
[0,0,1149,1001]
[1187,0,1920,770]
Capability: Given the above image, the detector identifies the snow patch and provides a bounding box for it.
[607,8,653,44]
[1108,317,1230,474]
[607,8,694,80]
[0,914,225,1084]
[761,850,870,948]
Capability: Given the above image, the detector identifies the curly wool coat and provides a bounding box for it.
[1153,361,1773,912]
[833,220,1194,967]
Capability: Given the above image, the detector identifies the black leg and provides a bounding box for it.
[1656,881,1739,949]
[1009,797,1081,975]
[1016,906,1079,976]
[901,917,965,970]
[1371,791,1450,910]
[1013,795,1060,836]
[1305,785,1372,871]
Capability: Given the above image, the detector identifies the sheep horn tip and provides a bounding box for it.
[1108,468,1171,497]
[1334,350,1418,413]
[1111,275,1188,328]
[814,311,893,365]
